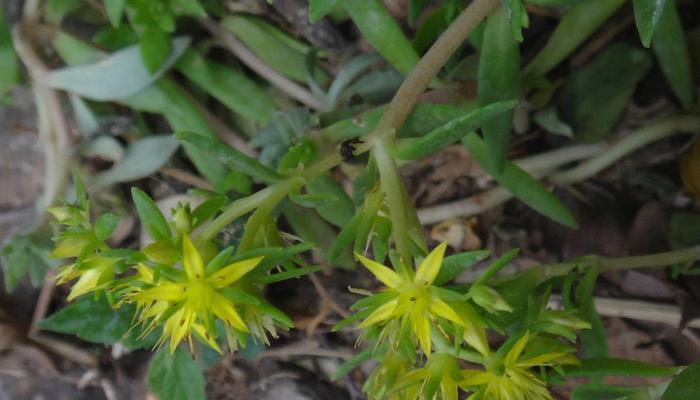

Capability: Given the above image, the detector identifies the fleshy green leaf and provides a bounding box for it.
[556,43,652,143]
[576,268,608,361]
[652,0,694,110]
[94,213,119,241]
[523,0,626,79]
[306,174,355,227]
[46,36,190,100]
[434,250,491,286]
[176,49,277,123]
[140,27,171,73]
[463,133,577,228]
[147,347,206,400]
[41,296,134,344]
[478,7,520,174]
[396,100,517,160]
[131,188,171,241]
[93,135,179,188]
[104,0,125,27]
[633,0,667,47]
[500,0,527,42]
[662,361,700,400]
[343,0,420,75]
[309,0,340,23]
[175,132,283,183]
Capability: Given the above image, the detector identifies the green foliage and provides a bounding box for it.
[1,234,55,292]
[564,358,681,378]
[131,188,172,241]
[309,0,340,23]
[0,6,19,94]
[147,348,206,400]
[633,0,667,47]
[662,361,700,400]
[41,296,134,343]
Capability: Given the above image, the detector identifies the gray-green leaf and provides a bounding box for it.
[41,296,134,344]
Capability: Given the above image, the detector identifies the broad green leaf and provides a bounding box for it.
[478,7,519,174]
[523,0,626,79]
[147,348,206,400]
[93,135,179,188]
[633,0,667,47]
[104,0,125,27]
[41,296,135,344]
[572,383,657,400]
[140,27,171,73]
[309,0,340,23]
[652,0,694,110]
[556,43,652,142]
[662,361,700,400]
[306,174,355,227]
[176,49,277,123]
[131,188,171,241]
[94,213,119,241]
[576,268,608,362]
[565,358,680,378]
[463,133,577,228]
[0,234,55,293]
[434,250,491,286]
[176,132,283,183]
[396,100,517,160]
[221,15,325,83]
[669,213,700,248]
[0,6,19,94]
[46,36,190,100]
[500,0,527,41]
[343,0,420,75]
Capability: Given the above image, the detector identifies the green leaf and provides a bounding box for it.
[140,27,171,73]
[523,0,626,79]
[434,250,491,286]
[46,36,190,100]
[176,132,283,183]
[41,296,134,344]
[0,6,19,94]
[176,49,277,123]
[474,248,519,285]
[669,213,700,248]
[576,268,608,361]
[343,0,420,75]
[329,212,362,262]
[396,100,517,160]
[306,174,355,227]
[572,383,654,400]
[221,15,325,83]
[652,0,694,110]
[93,135,179,188]
[170,0,207,18]
[131,188,171,241]
[94,213,119,241]
[463,133,577,228]
[633,0,667,47]
[1,234,55,293]
[256,266,322,284]
[556,43,652,143]
[309,0,340,23]
[478,7,520,174]
[104,0,125,27]
[45,0,80,24]
[565,358,680,378]
[499,0,527,42]
[662,361,700,400]
[147,347,206,400]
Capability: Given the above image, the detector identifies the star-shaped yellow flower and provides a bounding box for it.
[354,243,474,356]
[132,235,263,353]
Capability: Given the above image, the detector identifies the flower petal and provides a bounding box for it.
[412,308,431,356]
[135,283,187,302]
[182,235,205,280]
[211,296,249,333]
[505,332,531,367]
[355,253,403,288]
[192,323,222,354]
[207,256,264,288]
[358,298,398,328]
[429,297,465,326]
[414,242,447,285]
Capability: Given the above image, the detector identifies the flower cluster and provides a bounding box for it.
[336,244,590,400]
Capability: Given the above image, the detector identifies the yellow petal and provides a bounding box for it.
[135,283,187,302]
[164,306,195,353]
[517,352,569,368]
[414,242,447,285]
[211,296,249,333]
[355,253,402,288]
[459,370,492,386]
[207,256,264,288]
[505,332,530,367]
[358,298,398,328]
[67,268,102,300]
[136,263,154,284]
[412,309,431,356]
[192,323,222,354]
[182,235,205,280]
[429,297,465,326]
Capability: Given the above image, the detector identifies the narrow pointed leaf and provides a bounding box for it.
[131,188,171,241]
[633,0,667,47]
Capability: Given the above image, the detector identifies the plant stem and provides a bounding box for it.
[198,177,304,242]
[374,0,500,134]
[372,138,413,268]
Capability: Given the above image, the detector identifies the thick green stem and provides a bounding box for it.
[372,138,413,269]
[375,0,500,134]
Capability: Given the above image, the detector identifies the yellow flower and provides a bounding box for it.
[56,256,116,300]
[460,333,579,400]
[394,352,465,400]
[131,235,263,353]
[354,243,481,356]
